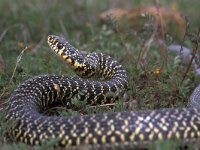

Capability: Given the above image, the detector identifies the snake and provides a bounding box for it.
[5,35,200,149]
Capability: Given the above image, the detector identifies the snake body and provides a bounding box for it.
[5,35,200,148]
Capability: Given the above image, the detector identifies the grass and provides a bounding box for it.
[0,0,200,149]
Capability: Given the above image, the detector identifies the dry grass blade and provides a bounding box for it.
[9,47,28,83]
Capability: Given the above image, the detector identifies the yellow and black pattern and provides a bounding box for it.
[5,35,200,148]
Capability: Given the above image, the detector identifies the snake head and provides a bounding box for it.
[47,35,84,66]
[48,35,66,52]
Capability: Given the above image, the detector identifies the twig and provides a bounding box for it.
[178,15,189,58]
[181,27,200,83]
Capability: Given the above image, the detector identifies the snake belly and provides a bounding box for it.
[5,35,200,148]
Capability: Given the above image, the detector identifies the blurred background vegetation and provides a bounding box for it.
[0,0,200,149]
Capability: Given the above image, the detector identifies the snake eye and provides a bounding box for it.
[57,43,63,49]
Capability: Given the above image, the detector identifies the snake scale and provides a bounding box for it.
[5,35,200,149]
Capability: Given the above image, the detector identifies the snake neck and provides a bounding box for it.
[47,35,128,82]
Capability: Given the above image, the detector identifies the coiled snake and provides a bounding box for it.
[5,35,200,149]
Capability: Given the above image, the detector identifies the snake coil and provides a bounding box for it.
[5,35,200,149]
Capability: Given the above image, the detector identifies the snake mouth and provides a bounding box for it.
[47,35,57,44]
[47,35,59,52]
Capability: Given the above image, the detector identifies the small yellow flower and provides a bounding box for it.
[153,68,161,76]
[147,68,161,77]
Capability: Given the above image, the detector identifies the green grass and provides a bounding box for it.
[0,0,200,149]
